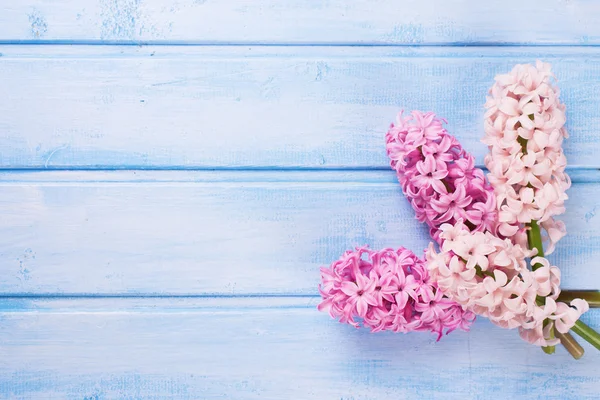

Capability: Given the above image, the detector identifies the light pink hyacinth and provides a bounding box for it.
[318,247,475,340]
[483,60,570,254]
[426,221,589,346]
[386,110,499,244]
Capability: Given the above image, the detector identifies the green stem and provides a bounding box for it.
[527,219,555,353]
[475,265,494,278]
[526,220,544,270]
[557,290,600,308]
[542,319,556,354]
[536,256,600,353]
[517,135,528,152]
[571,320,600,351]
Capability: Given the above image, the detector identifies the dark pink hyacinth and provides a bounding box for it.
[385,110,498,244]
[317,247,475,340]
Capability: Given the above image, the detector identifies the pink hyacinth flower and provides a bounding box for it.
[317,247,475,340]
[386,110,500,244]
[483,60,570,254]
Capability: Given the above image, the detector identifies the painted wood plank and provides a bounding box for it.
[1,1,600,45]
[0,170,598,295]
[2,46,600,169]
[0,298,598,399]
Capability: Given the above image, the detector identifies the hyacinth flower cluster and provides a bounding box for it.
[478,61,600,355]
[426,221,588,347]
[317,63,600,358]
[385,107,599,357]
[483,60,569,255]
[385,110,498,244]
[318,246,475,339]
[385,110,574,343]
[318,110,486,341]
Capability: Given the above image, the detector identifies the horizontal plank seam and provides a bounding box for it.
[0,294,319,299]
[0,166,598,172]
[2,166,394,172]
[0,167,598,184]
[0,309,314,313]
[3,41,600,47]
[0,299,598,316]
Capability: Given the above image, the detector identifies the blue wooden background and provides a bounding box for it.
[1,1,600,399]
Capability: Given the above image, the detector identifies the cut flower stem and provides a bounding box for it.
[542,320,556,355]
[571,320,600,352]
[557,331,585,359]
[526,220,544,271]
[558,291,600,308]
[527,219,555,354]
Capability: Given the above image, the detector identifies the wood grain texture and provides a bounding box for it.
[0,170,599,295]
[0,298,599,399]
[2,46,600,169]
[1,0,600,44]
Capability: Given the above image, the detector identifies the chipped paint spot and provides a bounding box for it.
[434,21,474,43]
[28,9,48,39]
[100,0,172,39]
[585,206,598,222]
[260,76,279,100]
[100,0,141,40]
[315,62,329,81]
[17,249,35,282]
[385,23,425,44]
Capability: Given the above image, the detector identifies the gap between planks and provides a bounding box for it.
[0,296,321,313]
[0,169,599,184]
[4,44,600,58]
[6,41,600,47]
[0,296,598,325]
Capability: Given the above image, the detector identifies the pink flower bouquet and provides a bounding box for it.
[318,61,600,359]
